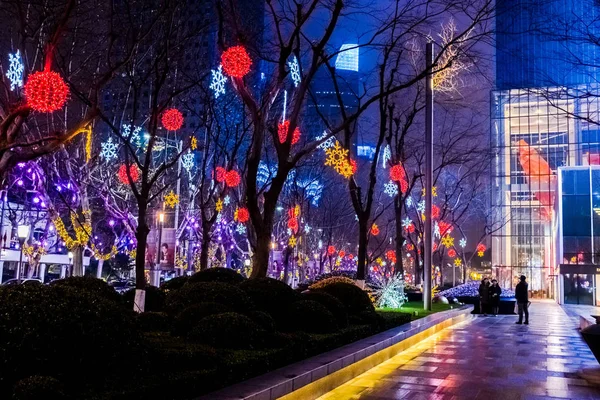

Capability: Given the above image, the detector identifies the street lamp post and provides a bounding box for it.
[154,212,164,287]
[67,251,73,278]
[16,225,30,283]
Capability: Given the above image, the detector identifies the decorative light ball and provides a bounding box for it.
[236,207,250,223]
[327,245,336,256]
[348,253,354,259]
[215,167,227,183]
[25,70,69,112]
[386,250,396,263]
[287,217,298,233]
[406,224,415,233]
[448,249,457,258]
[371,224,380,236]
[389,164,406,182]
[225,170,241,187]
[338,250,346,258]
[476,243,486,252]
[117,164,140,184]
[221,45,252,78]
[278,121,301,145]
[162,108,184,131]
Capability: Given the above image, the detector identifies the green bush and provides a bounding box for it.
[239,278,299,321]
[165,282,252,315]
[317,282,374,315]
[161,276,190,292]
[353,310,384,328]
[283,300,338,334]
[0,285,141,395]
[188,312,265,349]
[247,311,277,332]
[377,311,412,330]
[309,276,355,290]
[12,376,67,400]
[136,312,171,332]
[145,333,220,372]
[301,291,348,328]
[189,268,246,284]
[172,303,232,336]
[50,276,120,303]
[123,286,165,312]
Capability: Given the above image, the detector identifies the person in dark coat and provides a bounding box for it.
[489,279,502,316]
[478,278,490,316]
[515,275,529,324]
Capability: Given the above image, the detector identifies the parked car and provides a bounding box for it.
[108,279,135,294]
[1,278,43,286]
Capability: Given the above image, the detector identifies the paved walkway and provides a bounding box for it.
[317,301,600,400]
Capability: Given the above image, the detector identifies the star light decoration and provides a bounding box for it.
[209,64,227,98]
[477,250,484,257]
[402,217,413,229]
[182,151,194,172]
[236,223,246,235]
[191,136,198,150]
[454,258,462,267]
[215,199,223,212]
[164,191,179,208]
[6,50,24,91]
[441,235,454,248]
[288,56,301,87]
[288,236,297,248]
[100,137,118,161]
[384,181,398,197]
[459,238,467,248]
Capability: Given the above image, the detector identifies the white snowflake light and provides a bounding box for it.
[6,50,24,91]
[417,200,426,214]
[382,145,391,168]
[406,196,413,207]
[316,131,336,150]
[100,137,118,161]
[459,238,467,248]
[402,217,412,228]
[223,195,231,206]
[288,56,301,87]
[182,151,194,171]
[122,124,142,147]
[209,64,227,98]
[434,221,441,239]
[304,225,311,234]
[216,213,222,224]
[287,228,292,236]
[384,181,398,197]
[236,223,246,235]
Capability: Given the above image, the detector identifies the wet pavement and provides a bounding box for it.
[317,301,600,399]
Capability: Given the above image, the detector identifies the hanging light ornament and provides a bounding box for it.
[327,245,336,256]
[225,170,241,187]
[432,204,440,219]
[117,164,140,184]
[448,249,457,258]
[287,217,299,234]
[371,223,380,236]
[215,167,227,183]
[235,207,250,223]
[389,164,406,182]
[386,250,397,263]
[25,70,69,112]
[278,120,301,145]
[162,108,184,131]
[221,45,252,78]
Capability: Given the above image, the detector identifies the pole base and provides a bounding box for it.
[133,289,146,313]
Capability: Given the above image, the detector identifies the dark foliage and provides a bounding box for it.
[160,276,190,292]
[136,312,171,332]
[316,282,375,315]
[188,312,266,349]
[123,286,165,312]
[189,268,246,284]
[247,311,277,331]
[239,278,299,322]
[12,376,67,400]
[165,282,252,315]
[49,276,120,303]
[172,303,232,336]
[282,300,338,334]
[301,291,348,328]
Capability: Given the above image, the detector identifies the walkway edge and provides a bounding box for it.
[198,305,473,400]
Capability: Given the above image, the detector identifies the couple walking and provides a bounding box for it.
[478,278,502,316]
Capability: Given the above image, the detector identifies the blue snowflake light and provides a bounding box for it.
[459,238,467,248]
[209,65,227,98]
[417,200,426,214]
[100,137,118,161]
[236,223,246,235]
[182,151,194,171]
[223,195,231,206]
[122,124,142,147]
[384,181,398,197]
[402,217,412,228]
[288,56,301,87]
[6,50,24,91]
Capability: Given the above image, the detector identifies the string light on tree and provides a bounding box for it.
[6,50,24,91]
[117,164,140,184]
[417,200,426,214]
[162,108,184,131]
[316,131,336,150]
[459,238,467,248]
[25,70,69,112]
[122,124,142,147]
[221,45,252,78]
[382,145,391,168]
[406,196,413,207]
[434,221,441,239]
[209,64,227,98]
[100,137,118,161]
[164,191,179,208]
[288,56,301,87]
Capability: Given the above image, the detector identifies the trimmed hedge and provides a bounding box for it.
[50,276,121,303]
[239,278,299,321]
[123,286,165,312]
[283,300,338,334]
[247,311,277,332]
[188,312,266,349]
[165,282,252,315]
[136,312,171,332]
[189,268,246,284]
[161,276,190,292]
[316,282,375,315]
[301,291,348,328]
[172,303,232,336]
[12,376,67,400]
[309,276,355,290]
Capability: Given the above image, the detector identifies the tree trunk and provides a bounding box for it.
[356,219,369,283]
[394,201,404,278]
[200,227,210,271]
[134,203,149,312]
[72,245,84,276]
[250,226,272,278]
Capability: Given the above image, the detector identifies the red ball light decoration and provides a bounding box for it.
[407,244,414,251]
[25,70,69,112]
[278,121,301,145]
[215,167,227,183]
[348,253,354,259]
[477,243,487,252]
[287,217,299,233]
[236,207,250,223]
[389,164,406,182]
[448,249,457,258]
[386,250,397,263]
[406,224,415,233]
[225,170,241,187]
[338,250,346,258]
[327,245,336,256]
[221,45,252,78]
[370,224,380,236]
[117,164,140,185]
[438,221,453,236]
[162,108,184,131]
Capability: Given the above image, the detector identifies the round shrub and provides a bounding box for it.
[301,291,348,328]
[282,300,338,334]
[122,286,165,312]
[165,282,252,315]
[50,276,120,303]
[354,310,384,328]
[189,267,246,284]
[247,311,277,332]
[188,312,265,349]
[160,276,190,292]
[317,282,374,315]
[0,285,141,394]
[239,278,299,319]
[309,276,355,290]
[136,312,171,332]
[12,376,67,400]
[172,303,232,336]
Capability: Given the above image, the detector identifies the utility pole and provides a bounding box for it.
[424,42,434,311]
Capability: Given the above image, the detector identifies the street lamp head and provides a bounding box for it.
[17,225,29,239]
[68,251,73,260]
[159,212,165,223]
[244,259,251,267]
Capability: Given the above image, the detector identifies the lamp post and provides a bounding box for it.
[16,225,29,283]
[67,251,73,278]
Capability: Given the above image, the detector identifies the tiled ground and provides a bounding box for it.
[317,301,600,400]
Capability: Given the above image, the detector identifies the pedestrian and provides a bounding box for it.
[478,278,490,316]
[490,279,502,316]
[515,275,529,325]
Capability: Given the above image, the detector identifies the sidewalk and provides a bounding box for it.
[317,301,600,399]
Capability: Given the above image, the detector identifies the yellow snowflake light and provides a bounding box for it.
[191,136,198,150]
[441,234,454,248]
[325,141,350,172]
[421,186,438,197]
[294,204,301,217]
[215,199,223,212]
[477,250,484,257]
[338,161,354,178]
[454,258,462,267]
[289,236,297,248]
[164,190,179,208]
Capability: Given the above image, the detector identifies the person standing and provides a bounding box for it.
[515,275,529,325]
[479,278,490,316]
[490,279,502,316]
